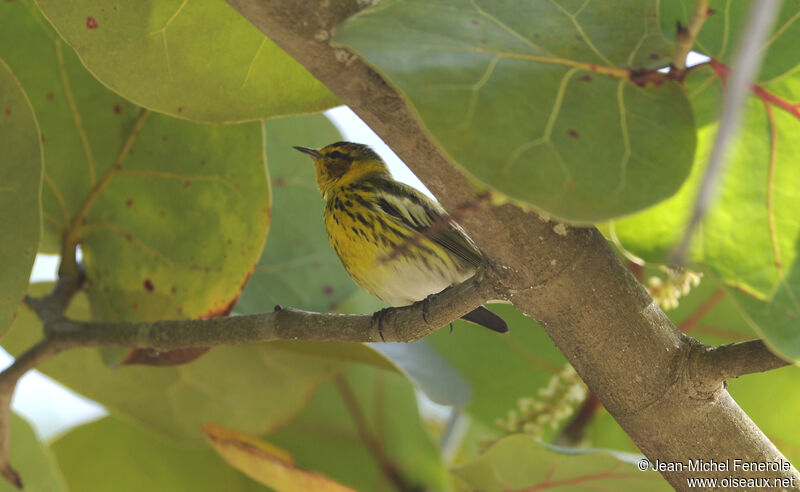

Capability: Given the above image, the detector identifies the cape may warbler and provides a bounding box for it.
[294,141,507,334]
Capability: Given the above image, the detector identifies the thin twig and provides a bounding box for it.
[672,0,782,264]
[670,0,712,77]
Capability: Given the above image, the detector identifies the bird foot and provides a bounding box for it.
[421,293,437,324]
[371,307,393,342]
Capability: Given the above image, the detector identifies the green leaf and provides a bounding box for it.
[453,434,669,491]
[33,0,339,122]
[3,283,333,443]
[236,114,356,315]
[0,414,67,492]
[0,58,41,337]
[50,417,264,492]
[659,1,800,81]
[268,366,449,492]
[425,304,568,430]
[333,0,695,222]
[0,0,270,323]
[614,63,800,361]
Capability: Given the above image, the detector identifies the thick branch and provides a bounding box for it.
[225,1,800,489]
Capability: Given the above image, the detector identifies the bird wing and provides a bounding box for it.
[370,178,483,269]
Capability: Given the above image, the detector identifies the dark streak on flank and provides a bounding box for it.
[143,279,154,292]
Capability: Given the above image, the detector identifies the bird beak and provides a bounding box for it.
[293,146,321,159]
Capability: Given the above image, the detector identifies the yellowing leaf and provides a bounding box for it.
[203,424,356,492]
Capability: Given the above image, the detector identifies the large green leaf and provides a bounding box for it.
[453,434,668,491]
[0,0,270,323]
[614,62,800,360]
[0,59,41,336]
[3,283,332,443]
[50,417,264,492]
[0,414,67,492]
[334,0,695,222]
[33,0,338,122]
[268,365,449,492]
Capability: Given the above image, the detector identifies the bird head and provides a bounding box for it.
[294,141,390,196]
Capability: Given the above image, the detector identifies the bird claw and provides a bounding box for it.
[371,307,392,342]
[421,293,436,324]
[449,322,454,334]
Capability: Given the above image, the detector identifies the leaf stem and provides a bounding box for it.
[670,0,712,77]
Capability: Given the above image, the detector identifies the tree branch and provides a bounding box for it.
[224,1,800,489]
[692,339,791,395]
[33,269,493,350]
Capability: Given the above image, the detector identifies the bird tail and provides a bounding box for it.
[460,306,508,333]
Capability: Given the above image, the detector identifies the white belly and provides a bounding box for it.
[363,255,474,307]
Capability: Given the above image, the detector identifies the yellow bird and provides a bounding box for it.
[294,141,507,335]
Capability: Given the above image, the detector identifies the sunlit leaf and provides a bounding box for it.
[34,0,339,122]
[0,58,40,337]
[613,61,800,361]
[0,0,270,326]
[660,1,800,81]
[0,414,67,492]
[203,424,356,492]
[334,0,695,222]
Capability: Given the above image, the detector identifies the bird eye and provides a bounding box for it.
[327,150,348,160]
[326,157,351,178]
